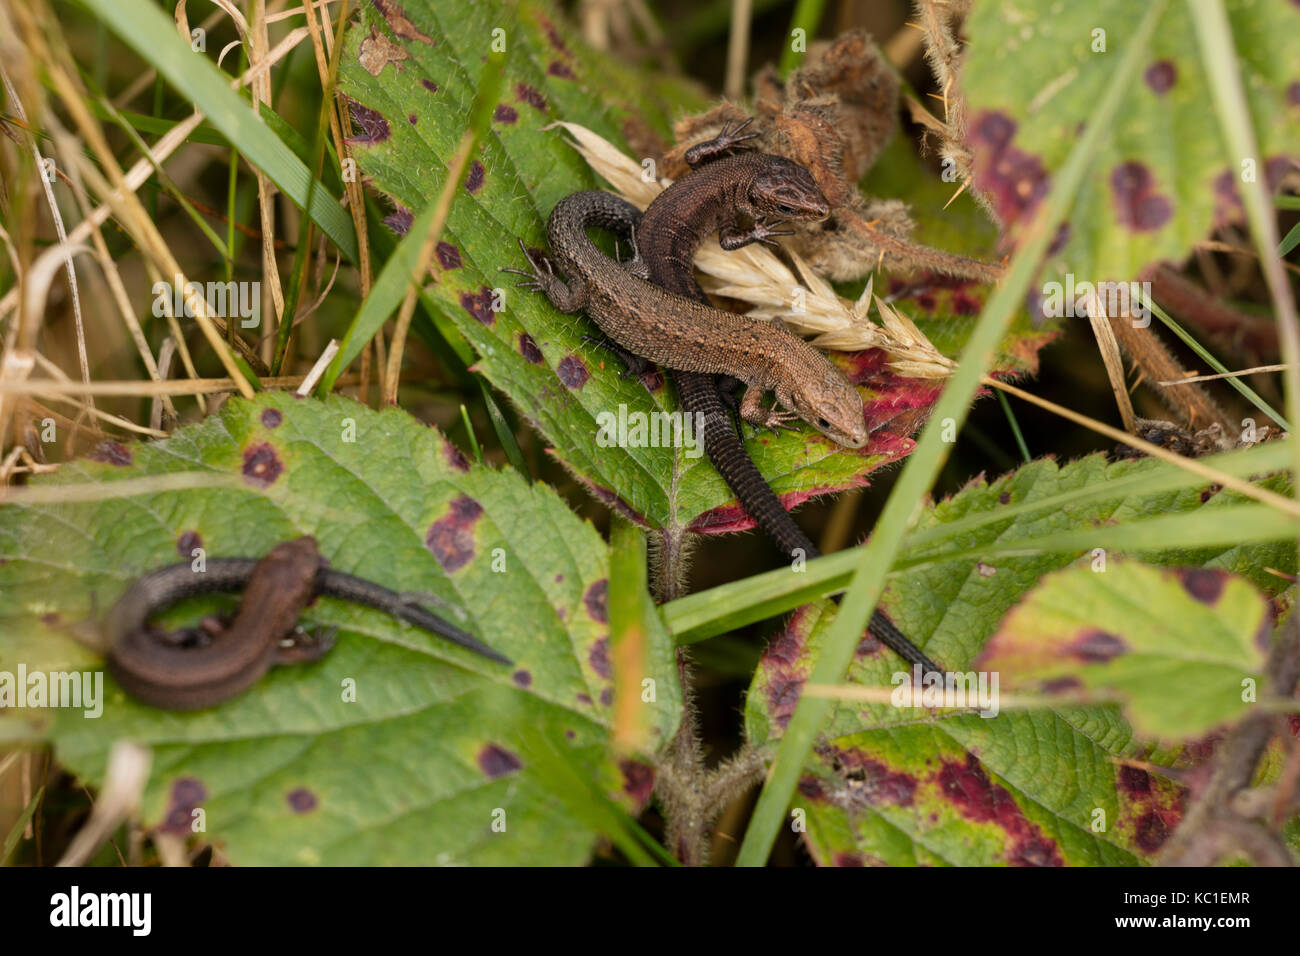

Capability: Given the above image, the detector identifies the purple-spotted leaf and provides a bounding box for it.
[962,0,1300,288]
[0,393,680,864]
[338,0,1051,545]
[977,562,1269,741]
[746,453,1292,865]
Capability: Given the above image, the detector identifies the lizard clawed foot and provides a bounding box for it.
[275,624,338,665]
[753,217,796,247]
[719,217,795,250]
[759,409,799,434]
[716,116,759,146]
[499,237,554,293]
[738,385,796,435]
[743,411,797,439]
[685,116,761,167]
[500,272,544,293]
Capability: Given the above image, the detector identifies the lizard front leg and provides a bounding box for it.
[719,216,796,250]
[738,385,798,434]
[500,237,588,313]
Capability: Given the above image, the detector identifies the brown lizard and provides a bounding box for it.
[106,536,509,710]
[504,198,868,448]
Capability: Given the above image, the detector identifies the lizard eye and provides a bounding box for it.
[815,417,830,430]
[775,203,799,216]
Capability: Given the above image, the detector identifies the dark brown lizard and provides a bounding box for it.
[106,536,509,710]
[633,121,939,673]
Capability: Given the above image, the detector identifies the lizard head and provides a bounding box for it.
[745,157,831,222]
[786,368,868,449]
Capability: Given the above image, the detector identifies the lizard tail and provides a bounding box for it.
[677,370,941,676]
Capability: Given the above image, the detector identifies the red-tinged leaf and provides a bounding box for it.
[977,562,1270,741]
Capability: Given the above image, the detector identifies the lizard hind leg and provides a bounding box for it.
[273,625,337,665]
[714,374,745,413]
[499,237,586,312]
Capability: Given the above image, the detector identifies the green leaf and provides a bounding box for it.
[976,562,1268,740]
[338,0,1054,544]
[961,0,1300,284]
[81,0,357,262]
[0,393,681,864]
[743,452,1293,865]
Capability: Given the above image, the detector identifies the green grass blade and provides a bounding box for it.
[996,389,1031,462]
[778,0,827,76]
[80,0,358,262]
[479,382,530,477]
[1279,220,1300,258]
[458,403,482,461]
[2,785,43,865]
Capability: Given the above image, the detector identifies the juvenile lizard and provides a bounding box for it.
[504,197,868,447]
[106,536,509,710]
[634,120,939,673]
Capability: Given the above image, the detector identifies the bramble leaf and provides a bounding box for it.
[977,562,1269,741]
[962,0,1300,287]
[0,393,680,864]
